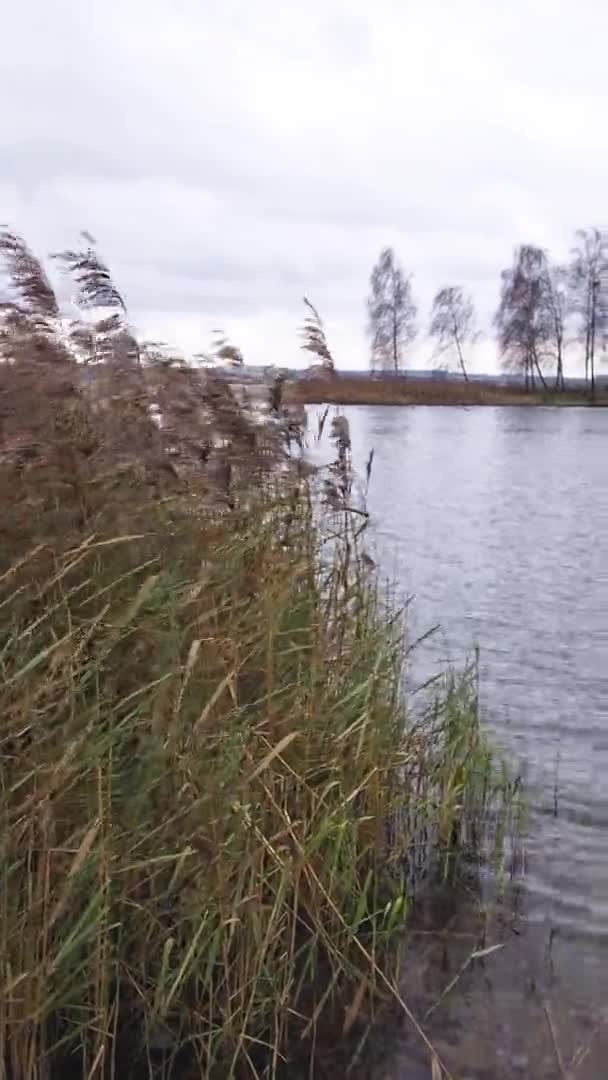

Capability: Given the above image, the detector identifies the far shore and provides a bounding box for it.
[287,374,608,408]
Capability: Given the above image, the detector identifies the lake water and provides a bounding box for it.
[310,405,608,1079]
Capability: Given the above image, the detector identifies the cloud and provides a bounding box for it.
[2,0,608,370]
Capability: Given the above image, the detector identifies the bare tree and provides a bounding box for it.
[428,286,475,382]
[367,248,417,373]
[569,227,608,396]
[495,245,550,391]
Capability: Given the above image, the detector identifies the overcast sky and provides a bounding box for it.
[2,0,607,371]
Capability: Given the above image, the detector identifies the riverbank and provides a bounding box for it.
[288,374,607,408]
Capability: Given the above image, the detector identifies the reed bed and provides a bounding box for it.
[0,232,514,1079]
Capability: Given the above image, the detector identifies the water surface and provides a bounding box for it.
[313,405,608,1078]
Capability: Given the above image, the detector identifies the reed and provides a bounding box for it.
[0,232,513,1079]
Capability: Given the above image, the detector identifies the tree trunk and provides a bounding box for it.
[584,334,590,384]
[532,351,547,390]
[526,353,535,391]
[555,337,564,390]
[584,285,593,385]
[453,326,469,382]
[590,279,598,400]
[392,308,398,373]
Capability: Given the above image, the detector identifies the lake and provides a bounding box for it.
[310,405,608,1079]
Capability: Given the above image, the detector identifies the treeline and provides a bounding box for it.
[366,228,608,391]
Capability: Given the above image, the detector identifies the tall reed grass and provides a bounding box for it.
[0,232,513,1079]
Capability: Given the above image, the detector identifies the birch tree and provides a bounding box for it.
[429,286,476,382]
[367,248,417,373]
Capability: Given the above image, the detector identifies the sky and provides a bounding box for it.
[2,0,608,372]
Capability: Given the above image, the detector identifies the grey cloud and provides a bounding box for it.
[2,0,608,369]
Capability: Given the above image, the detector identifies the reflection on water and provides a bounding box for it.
[310,405,608,1078]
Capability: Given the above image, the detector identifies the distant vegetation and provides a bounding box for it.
[288,373,605,409]
[366,228,608,393]
[0,231,515,1078]
[367,248,418,374]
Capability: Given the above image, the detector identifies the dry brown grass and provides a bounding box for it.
[0,229,288,568]
[289,374,605,408]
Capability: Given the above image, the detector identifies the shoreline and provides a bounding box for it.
[288,375,608,408]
